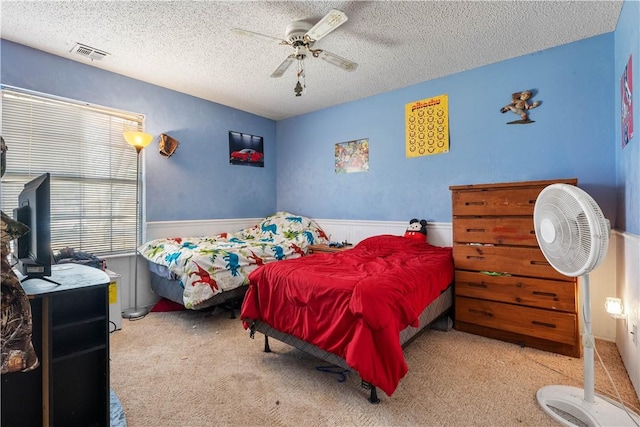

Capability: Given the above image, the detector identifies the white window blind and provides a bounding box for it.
[1,88,145,256]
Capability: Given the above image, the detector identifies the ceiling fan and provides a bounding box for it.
[233,9,358,96]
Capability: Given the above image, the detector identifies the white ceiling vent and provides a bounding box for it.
[70,43,109,61]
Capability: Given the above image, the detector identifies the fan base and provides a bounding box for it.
[537,385,640,426]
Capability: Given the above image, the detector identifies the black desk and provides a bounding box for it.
[1,264,110,427]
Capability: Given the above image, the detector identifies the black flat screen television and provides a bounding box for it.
[13,172,52,278]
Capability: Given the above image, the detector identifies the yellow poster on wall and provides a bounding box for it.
[405,94,449,157]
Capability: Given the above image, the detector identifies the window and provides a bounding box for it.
[1,87,146,256]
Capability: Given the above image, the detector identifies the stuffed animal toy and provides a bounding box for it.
[404,218,428,242]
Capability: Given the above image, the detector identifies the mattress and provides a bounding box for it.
[148,262,248,310]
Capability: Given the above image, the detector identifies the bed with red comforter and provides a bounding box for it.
[240,234,454,400]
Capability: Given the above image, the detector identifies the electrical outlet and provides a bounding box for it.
[632,323,638,345]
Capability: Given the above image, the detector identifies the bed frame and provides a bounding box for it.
[248,284,453,403]
[148,263,247,315]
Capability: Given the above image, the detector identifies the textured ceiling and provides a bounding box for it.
[0,1,623,121]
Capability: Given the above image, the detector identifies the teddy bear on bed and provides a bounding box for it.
[404,218,428,242]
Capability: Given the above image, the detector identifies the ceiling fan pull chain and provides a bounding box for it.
[294,59,306,97]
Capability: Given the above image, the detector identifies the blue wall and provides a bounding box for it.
[0,40,277,222]
[276,34,618,225]
[3,16,635,233]
[614,0,640,236]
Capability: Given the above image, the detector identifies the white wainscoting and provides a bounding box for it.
[312,219,453,247]
[615,230,640,397]
[146,218,453,247]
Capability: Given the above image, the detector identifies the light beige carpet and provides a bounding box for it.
[110,308,640,426]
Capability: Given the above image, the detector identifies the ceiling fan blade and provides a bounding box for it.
[317,50,358,72]
[270,55,295,78]
[305,9,348,42]
[232,28,288,45]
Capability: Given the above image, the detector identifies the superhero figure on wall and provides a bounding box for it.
[500,89,541,124]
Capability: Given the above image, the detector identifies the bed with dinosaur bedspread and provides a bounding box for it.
[138,212,328,310]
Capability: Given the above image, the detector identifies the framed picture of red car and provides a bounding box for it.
[229,131,264,167]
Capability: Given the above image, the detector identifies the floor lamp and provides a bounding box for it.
[122,131,154,319]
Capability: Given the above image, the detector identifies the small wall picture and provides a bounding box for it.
[335,138,369,173]
[229,131,264,167]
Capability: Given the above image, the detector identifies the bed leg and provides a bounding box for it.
[223,299,239,319]
[368,386,380,404]
[263,335,271,353]
[361,381,381,404]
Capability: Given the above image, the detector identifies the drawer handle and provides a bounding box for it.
[465,201,485,206]
[532,320,556,329]
[466,228,485,233]
[466,256,485,260]
[469,309,493,318]
[468,282,487,289]
[530,261,550,266]
[533,291,557,298]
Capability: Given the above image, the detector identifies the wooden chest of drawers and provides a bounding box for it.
[450,178,580,357]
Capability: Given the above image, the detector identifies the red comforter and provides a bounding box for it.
[241,234,454,396]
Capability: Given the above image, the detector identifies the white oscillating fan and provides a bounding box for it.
[534,183,640,426]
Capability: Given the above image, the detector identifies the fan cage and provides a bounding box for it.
[534,184,609,277]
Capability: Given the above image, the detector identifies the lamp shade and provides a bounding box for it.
[123,131,154,151]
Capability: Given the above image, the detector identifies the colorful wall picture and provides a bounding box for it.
[229,131,264,167]
[335,138,369,173]
[405,94,449,157]
[621,55,633,148]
